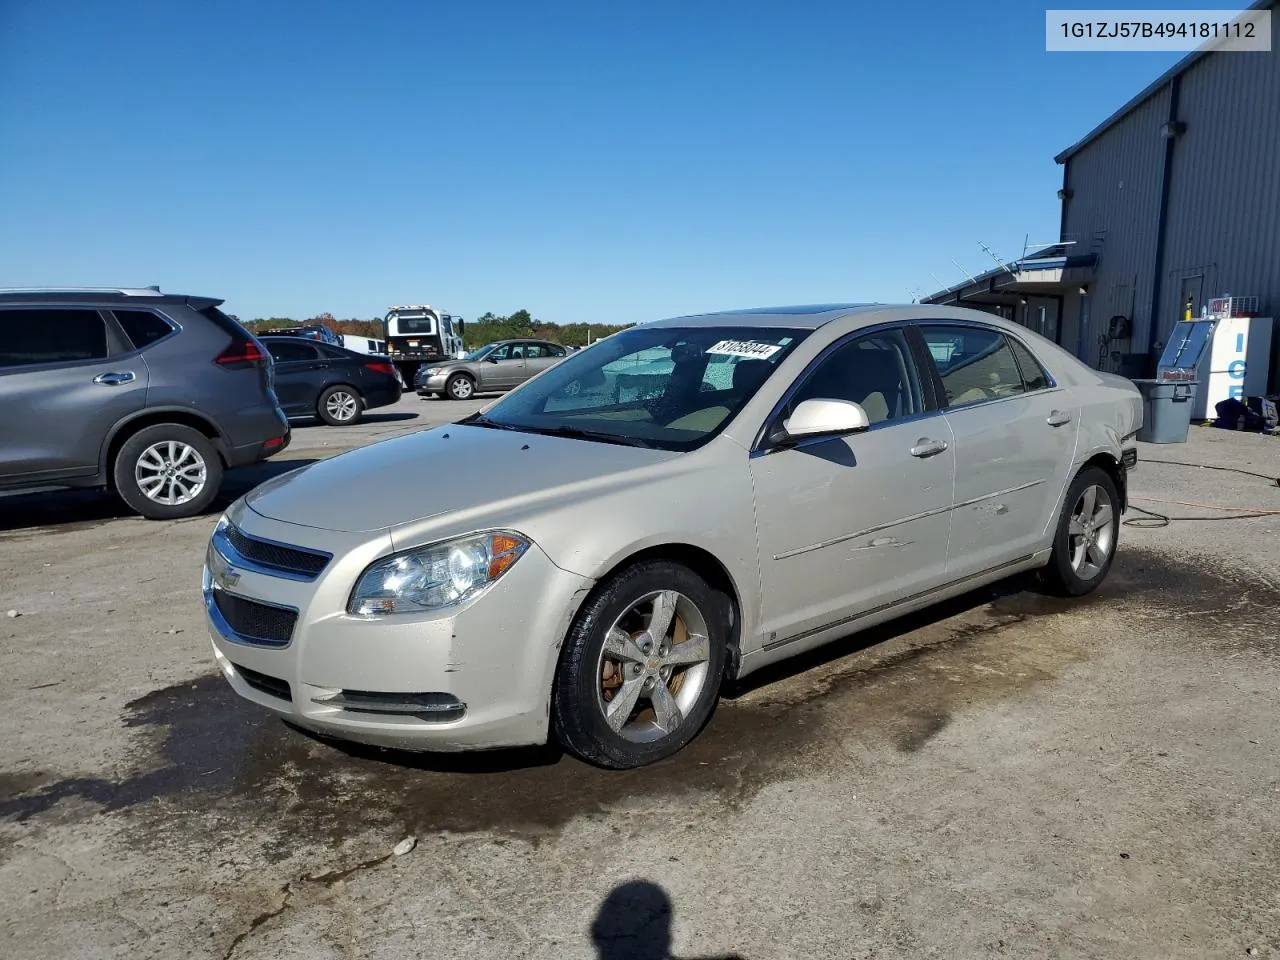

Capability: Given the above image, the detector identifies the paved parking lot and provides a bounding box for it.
[2,395,1279,960]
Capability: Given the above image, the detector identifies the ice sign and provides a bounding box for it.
[705,340,782,360]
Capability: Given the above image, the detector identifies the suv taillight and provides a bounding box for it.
[215,339,266,366]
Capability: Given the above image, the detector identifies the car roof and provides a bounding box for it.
[646,304,883,330]
[642,303,1020,332]
[0,287,223,308]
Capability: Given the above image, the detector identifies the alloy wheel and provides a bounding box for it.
[135,440,208,506]
[326,390,359,422]
[596,590,712,743]
[1067,483,1115,580]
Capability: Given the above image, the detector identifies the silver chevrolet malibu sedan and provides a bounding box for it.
[204,304,1142,769]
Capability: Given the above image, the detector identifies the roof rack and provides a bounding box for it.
[0,285,164,296]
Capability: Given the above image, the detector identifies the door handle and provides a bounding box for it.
[1046,411,1072,427]
[93,371,136,386]
[910,438,949,458]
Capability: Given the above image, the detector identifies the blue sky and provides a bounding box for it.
[0,1,1189,324]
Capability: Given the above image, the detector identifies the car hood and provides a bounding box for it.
[245,424,680,533]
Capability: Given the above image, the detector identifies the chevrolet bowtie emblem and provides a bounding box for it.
[210,550,241,589]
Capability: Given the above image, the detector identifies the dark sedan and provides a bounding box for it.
[261,336,402,426]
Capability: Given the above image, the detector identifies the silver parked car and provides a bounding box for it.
[204,304,1142,769]
[415,339,569,400]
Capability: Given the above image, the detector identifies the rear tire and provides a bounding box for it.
[113,424,223,520]
[1040,466,1120,597]
[317,385,363,426]
[446,373,475,401]
[552,561,727,769]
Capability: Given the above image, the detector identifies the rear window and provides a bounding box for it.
[0,308,109,368]
[265,340,320,362]
[1008,337,1051,391]
[113,309,175,350]
[198,305,249,339]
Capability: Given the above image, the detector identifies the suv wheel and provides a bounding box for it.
[114,424,223,520]
[317,385,363,426]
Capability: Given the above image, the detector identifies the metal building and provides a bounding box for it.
[925,0,1279,388]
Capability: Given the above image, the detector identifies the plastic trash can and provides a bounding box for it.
[1132,379,1197,443]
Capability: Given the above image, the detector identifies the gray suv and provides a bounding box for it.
[0,288,290,520]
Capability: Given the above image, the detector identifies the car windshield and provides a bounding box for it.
[465,325,809,451]
[464,344,496,361]
[389,314,436,335]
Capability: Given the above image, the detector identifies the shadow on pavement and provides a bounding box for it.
[0,457,319,533]
[288,411,420,429]
[723,573,1040,700]
[591,880,745,960]
[280,577,1024,779]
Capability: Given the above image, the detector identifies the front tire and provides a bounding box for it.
[446,373,475,401]
[1040,466,1120,597]
[317,385,363,426]
[552,561,728,769]
[113,424,223,520]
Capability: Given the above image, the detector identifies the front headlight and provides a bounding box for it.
[348,531,529,616]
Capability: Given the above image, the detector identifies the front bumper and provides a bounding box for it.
[416,373,448,394]
[203,505,593,751]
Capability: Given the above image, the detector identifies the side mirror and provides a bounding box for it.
[485,355,500,364]
[772,398,870,446]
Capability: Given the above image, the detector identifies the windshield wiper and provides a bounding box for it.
[457,413,523,431]
[459,415,654,447]
[526,425,655,448]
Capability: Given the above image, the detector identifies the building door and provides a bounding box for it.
[1179,275,1204,324]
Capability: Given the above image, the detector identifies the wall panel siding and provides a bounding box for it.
[1160,17,1280,352]
[1062,85,1170,363]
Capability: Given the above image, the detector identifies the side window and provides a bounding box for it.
[113,309,175,350]
[0,308,109,368]
[488,344,512,361]
[787,328,922,425]
[1007,337,1051,391]
[919,325,1025,408]
[524,343,547,359]
[265,340,319,363]
[509,343,527,359]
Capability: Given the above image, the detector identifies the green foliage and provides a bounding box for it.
[245,308,631,348]
[462,308,629,349]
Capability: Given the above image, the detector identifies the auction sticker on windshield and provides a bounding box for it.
[705,340,783,359]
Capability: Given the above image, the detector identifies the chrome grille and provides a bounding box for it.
[221,522,330,579]
[212,591,297,647]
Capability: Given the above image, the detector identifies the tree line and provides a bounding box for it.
[243,309,632,349]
